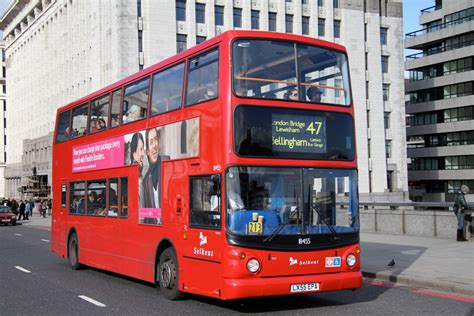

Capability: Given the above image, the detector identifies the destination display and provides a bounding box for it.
[272,114,326,154]
[234,105,354,161]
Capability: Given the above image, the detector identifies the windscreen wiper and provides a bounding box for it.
[308,184,340,241]
[264,185,299,243]
[263,207,299,243]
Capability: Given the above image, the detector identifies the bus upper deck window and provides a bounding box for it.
[122,78,150,124]
[186,49,219,106]
[55,110,71,143]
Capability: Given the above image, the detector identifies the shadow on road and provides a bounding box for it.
[185,283,392,313]
[361,241,427,283]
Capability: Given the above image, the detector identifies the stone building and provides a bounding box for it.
[405,0,473,201]
[0,0,407,200]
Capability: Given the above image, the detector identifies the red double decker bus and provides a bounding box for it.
[51,30,361,300]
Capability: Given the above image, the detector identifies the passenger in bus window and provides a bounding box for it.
[97,118,107,131]
[111,114,119,127]
[284,88,299,101]
[123,104,143,123]
[307,86,322,103]
[142,128,170,211]
[90,118,98,133]
[199,83,217,102]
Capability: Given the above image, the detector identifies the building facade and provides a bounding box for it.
[405,0,473,201]
[0,0,407,200]
[0,40,6,198]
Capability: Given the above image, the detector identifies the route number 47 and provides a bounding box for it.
[306,121,323,135]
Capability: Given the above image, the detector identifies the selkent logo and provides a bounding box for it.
[199,232,207,246]
[289,257,319,267]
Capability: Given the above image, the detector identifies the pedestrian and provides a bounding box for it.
[42,200,47,218]
[11,199,18,216]
[18,200,26,221]
[37,201,44,218]
[47,199,52,215]
[454,185,470,242]
[26,201,32,219]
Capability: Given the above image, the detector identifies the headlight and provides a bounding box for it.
[11,216,16,219]
[346,254,356,267]
[246,258,261,273]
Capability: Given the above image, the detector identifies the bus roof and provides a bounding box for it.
[56,30,347,113]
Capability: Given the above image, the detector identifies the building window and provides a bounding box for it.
[385,140,392,158]
[333,20,340,38]
[318,0,324,6]
[177,34,187,53]
[138,30,143,52]
[269,12,277,31]
[302,16,309,35]
[251,10,259,30]
[215,5,224,26]
[137,0,142,17]
[176,0,186,21]
[333,0,339,8]
[196,36,206,44]
[383,84,390,101]
[196,3,205,24]
[381,56,388,73]
[302,0,308,4]
[380,27,388,45]
[286,15,293,33]
[384,112,390,129]
[318,18,325,37]
[233,8,242,28]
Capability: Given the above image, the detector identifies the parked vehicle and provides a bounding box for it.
[0,206,17,225]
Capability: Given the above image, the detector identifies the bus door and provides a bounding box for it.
[52,182,68,256]
[182,174,223,297]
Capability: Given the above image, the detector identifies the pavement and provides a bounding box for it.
[15,214,474,297]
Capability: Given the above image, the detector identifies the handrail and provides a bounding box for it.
[235,76,344,90]
[420,5,442,15]
[406,40,474,60]
[406,15,474,38]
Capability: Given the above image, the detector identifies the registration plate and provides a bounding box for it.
[2,219,10,222]
[290,282,319,293]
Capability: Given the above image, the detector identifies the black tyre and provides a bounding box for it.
[68,233,83,270]
[158,248,184,300]
[12,220,16,226]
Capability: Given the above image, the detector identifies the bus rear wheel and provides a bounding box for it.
[68,233,83,270]
[158,248,184,300]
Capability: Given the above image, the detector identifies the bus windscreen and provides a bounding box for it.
[234,105,354,160]
[233,39,351,106]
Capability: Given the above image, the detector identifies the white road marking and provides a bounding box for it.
[14,266,31,273]
[41,239,50,243]
[14,233,22,236]
[78,295,106,307]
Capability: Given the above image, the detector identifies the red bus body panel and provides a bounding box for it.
[51,30,360,300]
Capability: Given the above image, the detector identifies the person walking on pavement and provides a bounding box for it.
[454,185,470,242]
[18,200,26,221]
[26,201,32,219]
[37,201,44,218]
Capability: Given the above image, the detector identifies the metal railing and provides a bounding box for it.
[359,201,474,211]
[406,40,474,60]
[406,15,474,38]
[421,5,442,15]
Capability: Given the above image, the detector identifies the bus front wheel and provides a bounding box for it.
[158,248,184,300]
[68,233,83,270]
